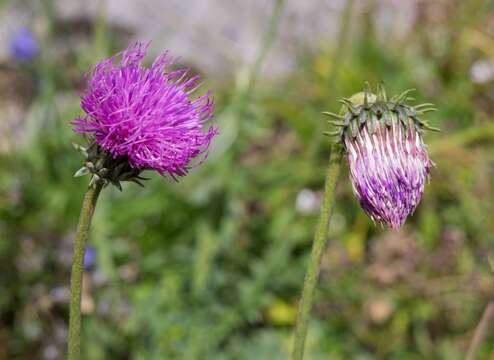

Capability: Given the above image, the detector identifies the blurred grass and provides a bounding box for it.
[0,0,494,359]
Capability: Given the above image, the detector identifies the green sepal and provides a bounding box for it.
[327,120,346,127]
[323,130,341,137]
[350,118,359,138]
[406,107,417,117]
[391,88,415,104]
[129,178,146,187]
[416,107,438,114]
[421,123,441,132]
[74,167,90,178]
[88,174,101,188]
[339,99,357,115]
[358,110,367,124]
[72,143,88,158]
[371,112,380,134]
[111,180,123,191]
[73,139,150,190]
[363,81,371,109]
[376,82,387,102]
[366,115,376,134]
[343,112,353,125]
[385,110,395,127]
[397,107,408,129]
[322,111,344,119]
[414,103,435,109]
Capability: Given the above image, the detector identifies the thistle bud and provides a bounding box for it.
[325,83,438,230]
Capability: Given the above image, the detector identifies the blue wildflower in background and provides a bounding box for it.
[10,28,38,62]
[83,246,96,270]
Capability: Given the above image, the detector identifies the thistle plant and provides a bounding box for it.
[68,42,217,360]
[292,83,437,360]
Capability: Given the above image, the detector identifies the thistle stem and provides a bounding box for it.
[292,147,343,360]
[68,181,103,360]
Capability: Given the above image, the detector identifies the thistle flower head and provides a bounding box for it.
[72,42,217,187]
[324,83,438,230]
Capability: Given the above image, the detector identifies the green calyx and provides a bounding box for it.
[323,82,439,146]
[73,140,148,191]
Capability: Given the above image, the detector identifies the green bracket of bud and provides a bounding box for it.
[74,167,90,178]
[322,82,440,147]
[72,137,150,190]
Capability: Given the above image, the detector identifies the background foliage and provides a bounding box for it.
[1,0,494,359]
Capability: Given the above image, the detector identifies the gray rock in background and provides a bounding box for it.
[1,0,418,79]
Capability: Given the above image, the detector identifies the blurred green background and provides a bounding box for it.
[1,0,494,359]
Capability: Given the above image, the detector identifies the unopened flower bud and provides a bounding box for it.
[324,83,438,230]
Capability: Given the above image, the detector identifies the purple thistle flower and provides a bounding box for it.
[10,28,38,62]
[72,42,217,181]
[325,84,437,230]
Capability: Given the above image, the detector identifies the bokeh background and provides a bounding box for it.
[1,0,494,359]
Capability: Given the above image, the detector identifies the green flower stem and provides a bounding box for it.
[68,181,103,360]
[292,147,343,360]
